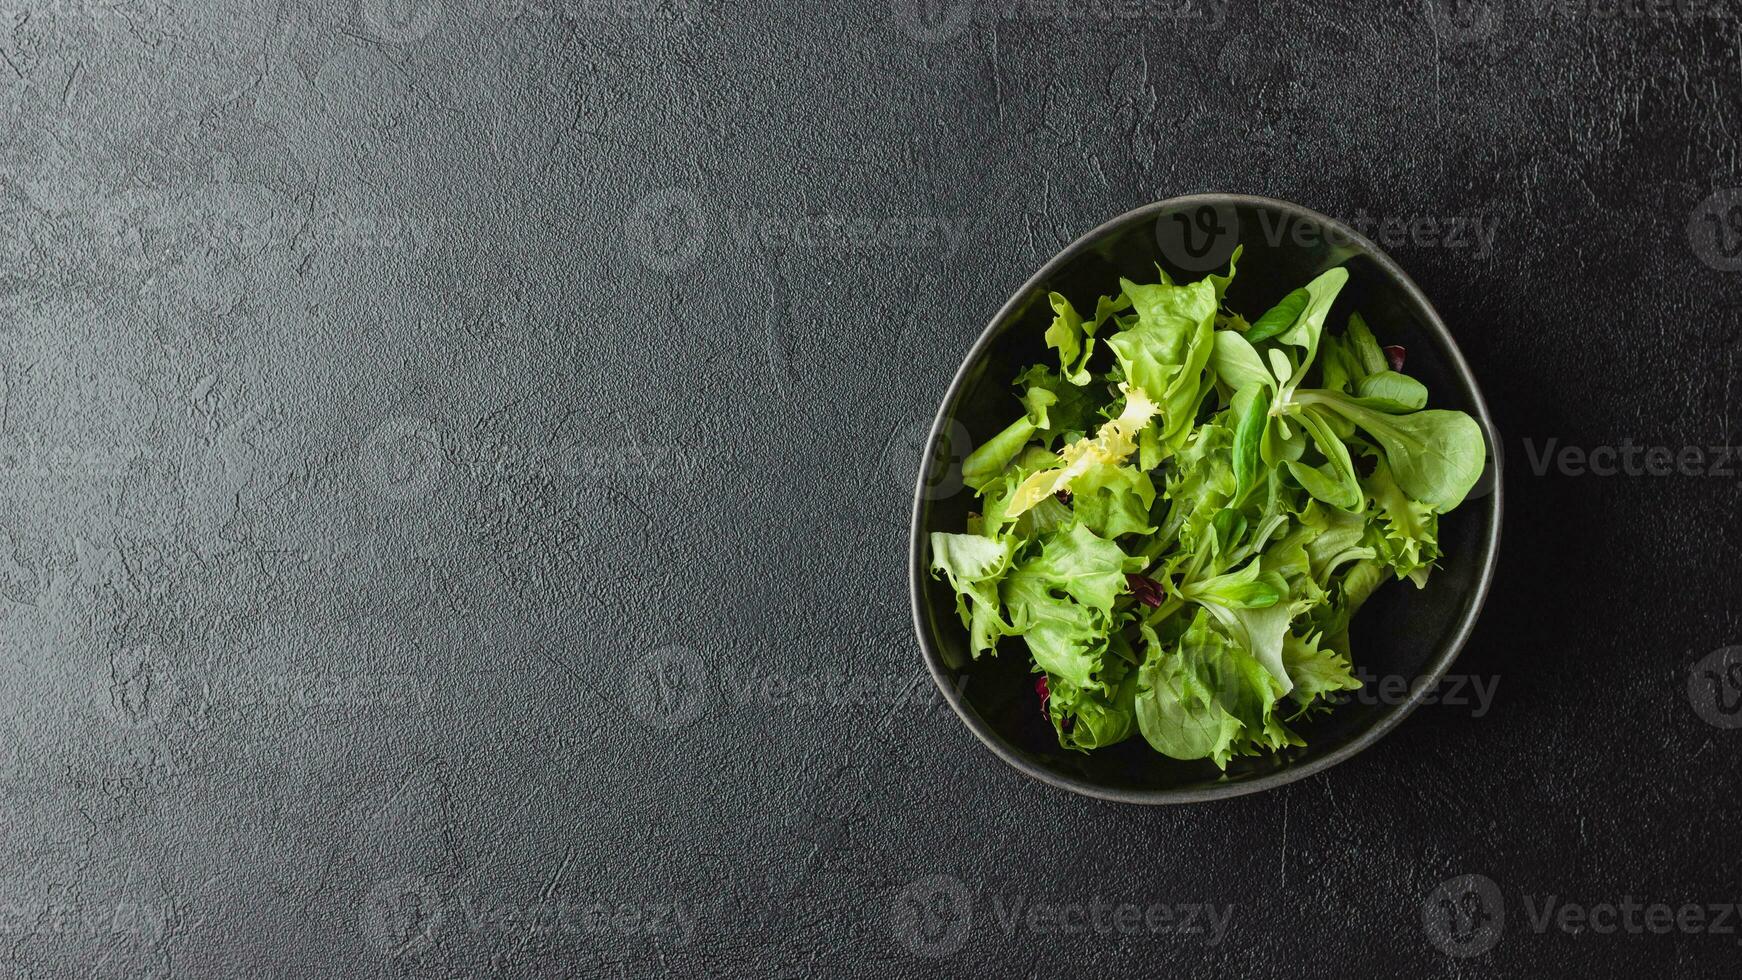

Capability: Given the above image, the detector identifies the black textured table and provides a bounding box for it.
[6,0,1740,976]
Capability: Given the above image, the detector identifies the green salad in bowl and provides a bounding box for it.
[928,249,1486,768]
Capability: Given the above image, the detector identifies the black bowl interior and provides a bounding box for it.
[912,196,1501,802]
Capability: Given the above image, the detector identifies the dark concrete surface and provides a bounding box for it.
[0,0,1739,976]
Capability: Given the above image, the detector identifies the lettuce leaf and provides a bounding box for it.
[928,532,1016,657]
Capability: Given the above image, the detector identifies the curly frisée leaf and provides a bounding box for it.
[1003,385,1160,519]
[927,252,1485,767]
[961,366,1100,492]
[928,532,1016,656]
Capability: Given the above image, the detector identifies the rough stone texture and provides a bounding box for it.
[0,0,1738,976]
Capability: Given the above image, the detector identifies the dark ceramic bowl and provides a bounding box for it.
[909,194,1502,804]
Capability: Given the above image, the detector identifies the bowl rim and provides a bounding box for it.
[908,192,1504,805]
